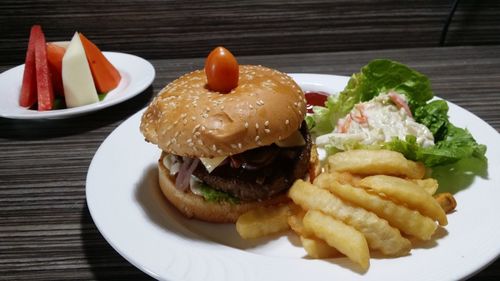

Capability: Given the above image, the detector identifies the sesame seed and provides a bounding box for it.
[264,120,270,126]
[285,119,290,125]
[217,149,222,154]
[191,116,196,120]
[255,136,260,142]
[212,144,217,151]
[255,123,259,129]
[249,104,254,109]
[238,143,242,149]
[265,129,271,134]
[244,122,249,128]
[201,126,206,131]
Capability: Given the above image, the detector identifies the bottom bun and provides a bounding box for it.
[158,157,290,223]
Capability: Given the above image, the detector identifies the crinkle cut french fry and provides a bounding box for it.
[288,206,311,237]
[325,179,438,240]
[289,180,411,256]
[412,178,439,195]
[359,175,447,226]
[300,236,341,259]
[434,192,457,214]
[303,210,369,270]
[236,204,291,239]
[328,149,425,179]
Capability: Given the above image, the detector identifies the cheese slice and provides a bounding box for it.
[276,130,306,147]
[199,156,226,173]
[62,32,98,108]
[198,131,304,172]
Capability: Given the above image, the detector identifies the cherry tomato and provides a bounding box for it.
[205,46,239,93]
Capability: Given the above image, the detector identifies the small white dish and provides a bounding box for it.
[86,73,500,281]
[0,52,155,119]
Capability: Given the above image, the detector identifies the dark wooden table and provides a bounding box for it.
[1,46,499,280]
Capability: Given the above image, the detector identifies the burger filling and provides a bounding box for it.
[163,122,312,203]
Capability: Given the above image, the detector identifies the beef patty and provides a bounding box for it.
[193,122,311,201]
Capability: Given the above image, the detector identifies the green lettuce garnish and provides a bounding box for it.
[414,100,449,141]
[197,182,240,204]
[98,93,107,101]
[308,59,487,167]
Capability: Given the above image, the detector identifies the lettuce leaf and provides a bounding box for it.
[308,59,487,167]
[384,129,486,167]
[414,100,449,141]
[197,182,240,204]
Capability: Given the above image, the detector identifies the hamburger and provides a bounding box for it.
[140,60,311,223]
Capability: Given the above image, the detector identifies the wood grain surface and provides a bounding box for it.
[1,46,500,280]
[446,0,500,46]
[3,0,500,66]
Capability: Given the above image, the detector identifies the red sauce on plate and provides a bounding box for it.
[305,91,329,113]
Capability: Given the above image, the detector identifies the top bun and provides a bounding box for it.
[140,65,306,158]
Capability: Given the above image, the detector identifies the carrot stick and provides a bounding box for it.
[79,33,121,93]
[47,43,66,96]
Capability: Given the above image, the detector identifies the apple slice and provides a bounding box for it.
[62,32,98,108]
[19,25,38,108]
[79,33,121,94]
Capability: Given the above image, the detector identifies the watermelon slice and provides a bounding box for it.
[19,25,38,108]
[34,26,54,111]
[79,33,121,94]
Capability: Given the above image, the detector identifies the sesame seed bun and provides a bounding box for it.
[158,155,290,223]
[140,65,306,158]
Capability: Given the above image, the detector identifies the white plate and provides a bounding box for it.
[86,73,500,281]
[0,52,155,119]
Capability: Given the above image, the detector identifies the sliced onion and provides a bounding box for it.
[175,157,200,191]
[229,156,242,169]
